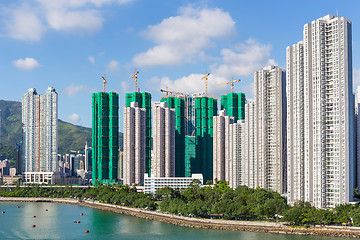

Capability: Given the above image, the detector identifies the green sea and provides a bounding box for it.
[0,202,351,239]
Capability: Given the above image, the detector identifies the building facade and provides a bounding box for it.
[123,102,146,186]
[22,87,58,181]
[286,42,305,204]
[125,92,151,176]
[220,92,246,123]
[213,110,234,183]
[152,102,175,178]
[254,66,286,194]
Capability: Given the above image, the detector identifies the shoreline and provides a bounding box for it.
[0,197,360,238]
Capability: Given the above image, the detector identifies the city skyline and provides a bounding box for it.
[1,1,360,131]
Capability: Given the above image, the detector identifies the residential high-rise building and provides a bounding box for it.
[161,97,186,177]
[228,120,245,189]
[357,86,360,192]
[92,91,119,185]
[123,102,146,186]
[287,15,355,208]
[242,101,258,188]
[22,87,58,183]
[286,42,305,204]
[152,102,175,178]
[213,110,234,182]
[125,92,151,176]
[254,66,286,194]
[220,93,246,122]
[194,97,217,183]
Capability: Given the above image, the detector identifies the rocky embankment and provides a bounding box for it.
[1,197,360,238]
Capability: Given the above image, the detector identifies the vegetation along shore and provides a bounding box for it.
[0,182,360,238]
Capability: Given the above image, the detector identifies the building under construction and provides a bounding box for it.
[125,92,152,176]
[220,92,246,122]
[194,97,217,183]
[92,91,119,185]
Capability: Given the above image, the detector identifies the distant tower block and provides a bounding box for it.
[221,92,246,123]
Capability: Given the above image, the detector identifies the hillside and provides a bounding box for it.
[0,100,123,162]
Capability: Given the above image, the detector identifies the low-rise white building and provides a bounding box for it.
[143,173,203,194]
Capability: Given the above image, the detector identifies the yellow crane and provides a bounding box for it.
[132,69,139,92]
[201,72,210,96]
[218,77,241,93]
[160,88,188,98]
[102,74,107,92]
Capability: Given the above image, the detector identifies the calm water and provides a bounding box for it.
[0,202,351,240]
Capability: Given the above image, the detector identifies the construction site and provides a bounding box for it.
[92,70,246,185]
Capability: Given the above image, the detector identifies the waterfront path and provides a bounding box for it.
[1,197,360,238]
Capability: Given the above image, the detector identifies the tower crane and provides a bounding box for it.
[201,72,210,96]
[102,74,107,92]
[132,69,139,92]
[218,77,241,93]
[160,88,188,98]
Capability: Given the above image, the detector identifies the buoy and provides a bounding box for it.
[77,221,80,223]
[84,230,89,233]
[45,209,48,211]
[1,211,5,214]
[80,213,83,216]
[17,206,20,208]
[32,225,36,228]
[33,216,36,218]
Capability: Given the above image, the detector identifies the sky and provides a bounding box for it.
[1,0,360,130]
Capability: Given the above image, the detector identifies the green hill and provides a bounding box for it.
[0,100,123,163]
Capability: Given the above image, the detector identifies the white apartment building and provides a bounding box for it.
[123,102,146,186]
[288,15,355,208]
[22,87,58,182]
[228,120,245,189]
[242,101,258,188]
[213,110,234,183]
[286,42,305,204]
[152,102,175,178]
[254,66,286,194]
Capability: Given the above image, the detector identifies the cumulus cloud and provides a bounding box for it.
[106,60,120,71]
[2,0,135,41]
[64,83,89,96]
[45,9,103,33]
[211,38,275,79]
[67,113,80,123]
[88,56,95,64]
[3,5,45,42]
[13,57,41,70]
[133,6,235,66]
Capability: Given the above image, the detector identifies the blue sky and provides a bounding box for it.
[1,0,360,130]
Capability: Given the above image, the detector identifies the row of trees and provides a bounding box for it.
[1,181,360,226]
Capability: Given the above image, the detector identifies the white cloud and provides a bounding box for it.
[64,83,88,96]
[89,56,95,64]
[106,60,120,71]
[211,38,275,79]
[67,113,80,123]
[133,6,235,66]
[13,57,41,70]
[156,38,275,98]
[354,68,360,89]
[2,0,135,41]
[3,5,45,42]
[46,9,103,33]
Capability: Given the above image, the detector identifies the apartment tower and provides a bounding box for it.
[287,15,355,208]
[152,102,175,177]
[123,102,146,186]
[254,66,286,193]
[22,87,58,183]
